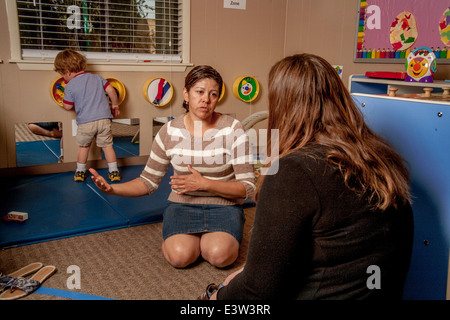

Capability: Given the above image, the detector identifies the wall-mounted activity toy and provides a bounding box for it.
[405,47,437,83]
[105,77,126,105]
[51,76,67,107]
[219,83,226,102]
[233,76,260,102]
[143,77,174,107]
[51,76,126,106]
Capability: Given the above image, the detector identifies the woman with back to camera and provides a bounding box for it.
[90,65,255,269]
[205,53,414,299]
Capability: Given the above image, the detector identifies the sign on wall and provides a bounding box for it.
[224,0,246,10]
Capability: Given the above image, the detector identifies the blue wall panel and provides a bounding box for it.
[352,94,450,300]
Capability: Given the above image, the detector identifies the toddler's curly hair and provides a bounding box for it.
[54,49,87,74]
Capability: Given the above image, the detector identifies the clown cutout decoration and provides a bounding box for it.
[405,47,437,83]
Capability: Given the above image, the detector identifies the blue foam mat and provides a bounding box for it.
[16,138,138,167]
[16,140,61,167]
[0,165,172,249]
[111,136,139,158]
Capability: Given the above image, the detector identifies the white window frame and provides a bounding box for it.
[5,0,191,72]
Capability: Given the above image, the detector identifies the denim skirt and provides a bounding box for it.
[162,202,245,243]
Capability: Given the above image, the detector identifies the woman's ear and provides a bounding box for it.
[183,87,189,103]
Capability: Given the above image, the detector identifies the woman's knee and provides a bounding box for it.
[201,234,240,268]
[203,247,238,268]
[162,237,201,268]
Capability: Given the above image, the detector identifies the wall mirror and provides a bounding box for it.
[15,122,63,167]
[15,118,140,167]
[152,117,172,138]
[102,118,140,160]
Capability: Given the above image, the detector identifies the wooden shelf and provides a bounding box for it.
[349,75,450,89]
[349,75,450,105]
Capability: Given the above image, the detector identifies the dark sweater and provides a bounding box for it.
[218,147,414,300]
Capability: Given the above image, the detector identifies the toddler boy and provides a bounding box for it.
[54,49,121,182]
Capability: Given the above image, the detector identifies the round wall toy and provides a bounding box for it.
[51,76,126,106]
[143,77,174,107]
[105,77,126,105]
[233,76,260,102]
[405,47,437,83]
[219,83,225,102]
[50,76,67,107]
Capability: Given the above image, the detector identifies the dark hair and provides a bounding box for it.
[264,53,410,210]
[183,65,223,112]
[54,49,87,74]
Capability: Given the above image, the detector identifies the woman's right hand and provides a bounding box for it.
[89,168,113,193]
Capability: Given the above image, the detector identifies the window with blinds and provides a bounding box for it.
[15,0,184,63]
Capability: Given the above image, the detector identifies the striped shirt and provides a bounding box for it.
[139,114,256,206]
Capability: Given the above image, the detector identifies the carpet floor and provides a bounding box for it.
[0,207,255,300]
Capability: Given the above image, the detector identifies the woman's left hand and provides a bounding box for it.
[170,165,207,194]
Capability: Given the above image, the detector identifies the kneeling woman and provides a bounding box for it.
[90,65,256,268]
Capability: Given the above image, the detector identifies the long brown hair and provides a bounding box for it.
[264,53,410,210]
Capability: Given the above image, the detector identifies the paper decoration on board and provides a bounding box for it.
[439,7,450,47]
[143,77,174,107]
[233,76,260,102]
[105,77,126,105]
[51,76,67,107]
[333,65,344,79]
[405,47,437,83]
[390,11,418,51]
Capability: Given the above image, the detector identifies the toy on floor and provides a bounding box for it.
[2,211,28,222]
[405,47,437,83]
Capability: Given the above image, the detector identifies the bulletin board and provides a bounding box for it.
[355,0,450,64]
